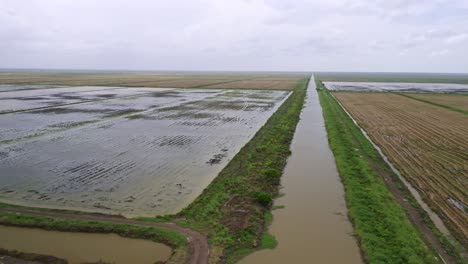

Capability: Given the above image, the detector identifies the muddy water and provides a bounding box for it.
[0,225,171,264]
[240,76,363,263]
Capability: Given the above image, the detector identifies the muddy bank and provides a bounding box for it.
[0,225,171,264]
[240,76,362,263]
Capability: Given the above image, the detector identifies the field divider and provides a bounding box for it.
[396,93,468,115]
[316,81,465,263]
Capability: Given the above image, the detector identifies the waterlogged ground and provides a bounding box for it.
[324,81,468,93]
[0,85,290,216]
[0,225,171,264]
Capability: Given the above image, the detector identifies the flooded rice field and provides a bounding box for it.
[241,76,362,264]
[0,84,67,93]
[0,225,171,264]
[0,85,290,216]
[324,81,468,93]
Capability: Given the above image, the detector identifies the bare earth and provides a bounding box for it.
[334,92,468,246]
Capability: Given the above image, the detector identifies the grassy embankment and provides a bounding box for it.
[397,93,468,115]
[0,211,188,263]
[160,76,310,263]
[316,80,446,263]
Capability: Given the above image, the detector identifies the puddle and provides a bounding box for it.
[0,225,171,264]
[240,76,363,263]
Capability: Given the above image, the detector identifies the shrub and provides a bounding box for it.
[262,168,281,179]
[253,191,272,206]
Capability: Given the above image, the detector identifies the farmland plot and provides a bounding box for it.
[405,93,468,112]
[334,92,468,245]
[204,80,299,90]
[324,81,468,93]
[0,72,307,90]
[0,85,290,217]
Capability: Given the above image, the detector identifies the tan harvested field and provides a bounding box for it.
[334,92,468,246]
[204,80,299,90]
[127,78,239,88]
[406,93,468,112]
[0,72,305,90]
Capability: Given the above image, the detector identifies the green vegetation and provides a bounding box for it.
[262,168,281,184]
[316,80,441,263]
[397,93,468,115]
[167,77,309,262]
[260,233,278,249]
[0,212,187,248]
[253,191,273,206]
[223,233,278,264]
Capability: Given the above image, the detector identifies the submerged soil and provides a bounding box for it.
[0,225,171,264]
[0,86,290,217]
[240,76,362,263]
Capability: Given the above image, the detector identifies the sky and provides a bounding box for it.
[1,0,467,73]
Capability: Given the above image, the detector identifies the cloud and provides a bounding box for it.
[446,33,468,44]
[430,49,449,56]
[0,0,467,72]
[401,29,468,49]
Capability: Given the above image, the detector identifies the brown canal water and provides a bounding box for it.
[240,76,363,264]
[0,225,171,264]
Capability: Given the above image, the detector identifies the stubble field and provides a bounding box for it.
[0,72,306,90]
[403,93,468,113]
[334,92,468,246]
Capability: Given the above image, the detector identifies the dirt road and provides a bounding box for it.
[0,208,209,264]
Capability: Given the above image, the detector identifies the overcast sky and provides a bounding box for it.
[1,0,467,72]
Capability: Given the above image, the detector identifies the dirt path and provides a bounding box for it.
[0,208,209,264]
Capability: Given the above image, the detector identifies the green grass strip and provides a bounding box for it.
[397,93,468,115]
[316,80,440,264]
[176,77,309,262]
